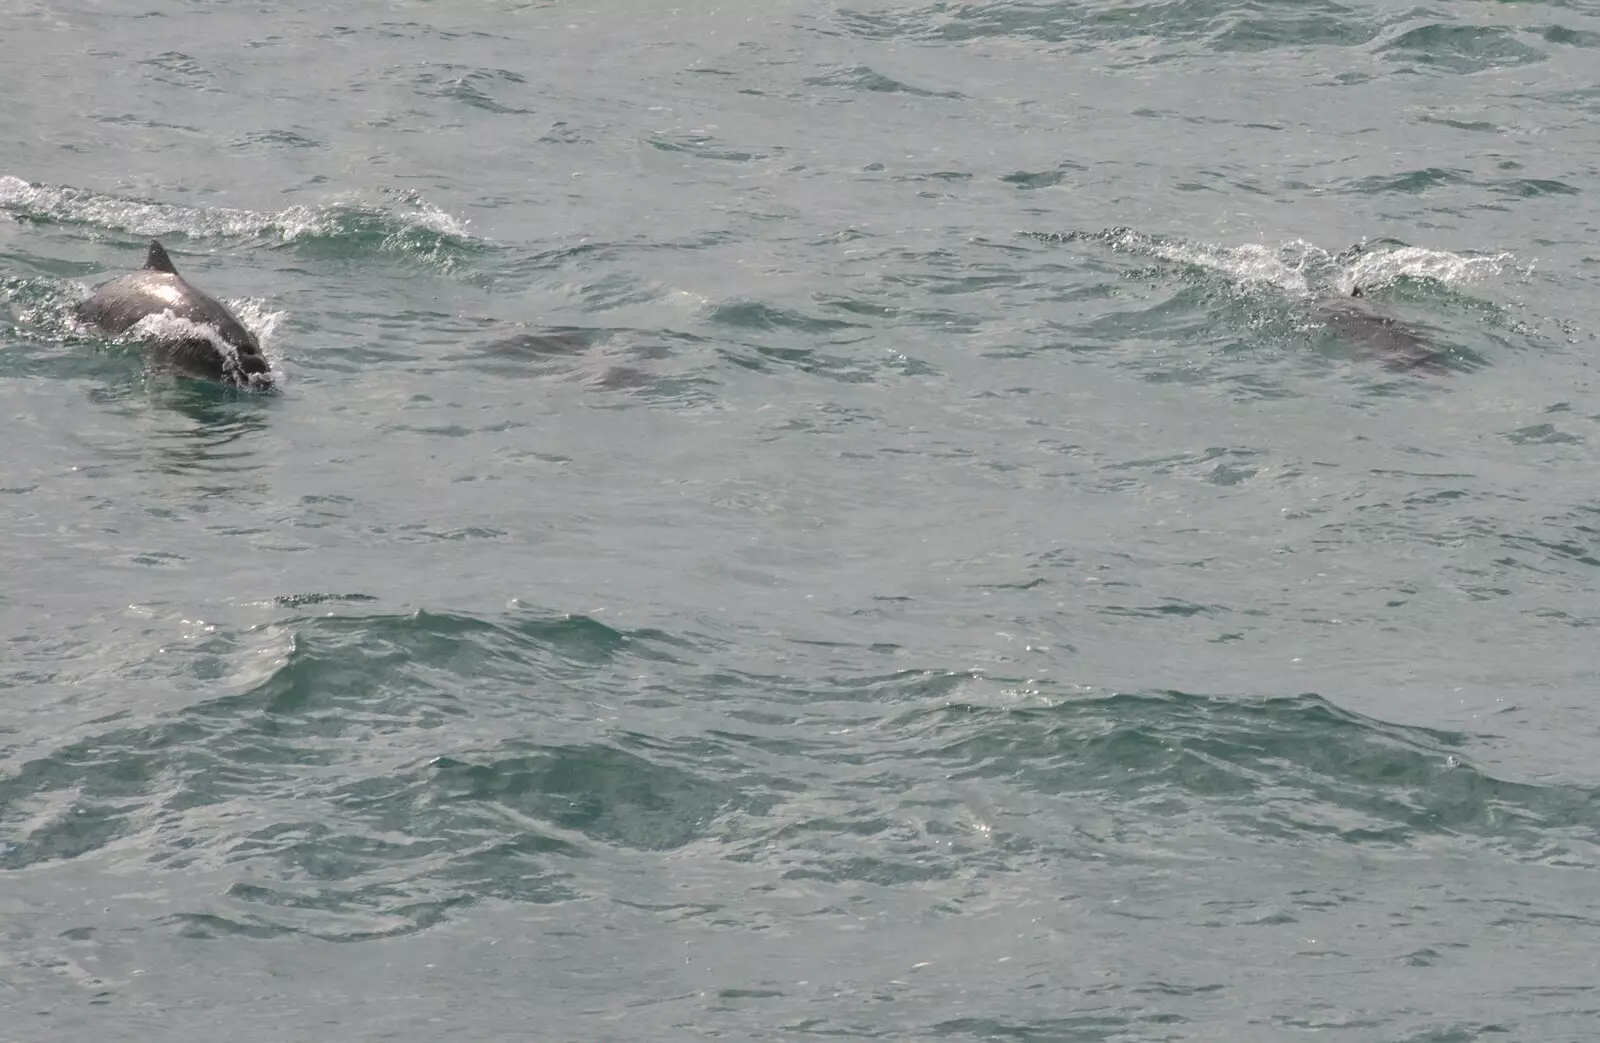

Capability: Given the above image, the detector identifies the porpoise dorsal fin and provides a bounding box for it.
[1351,285,1364,298]
[143,240,178,275]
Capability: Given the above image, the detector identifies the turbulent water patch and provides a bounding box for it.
[0,176,480,268]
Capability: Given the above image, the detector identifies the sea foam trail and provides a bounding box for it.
[0,175,475,257]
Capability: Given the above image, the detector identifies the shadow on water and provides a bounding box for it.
[74,379,276,489]
[474,325,610,361]
[461,323,712,401]
[470,326,651,391]
[0,606,732,940]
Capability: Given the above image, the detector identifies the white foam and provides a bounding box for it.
[1099,226,1517,298]
[0,174,475,246]
[388,189,472,240]
[1144,235,1316,295]
[2,174,279,240]
[225,298,287,346]
[1346,245,1514,293]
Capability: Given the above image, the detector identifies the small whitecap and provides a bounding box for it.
[1150,238,1313,295]
[1348,245,1514,291]
[0,174,478,252]
[225,298,287,346]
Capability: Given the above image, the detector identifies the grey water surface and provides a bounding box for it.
[3,1,1599,1040]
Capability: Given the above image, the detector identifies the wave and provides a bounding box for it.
[0,175,480,267]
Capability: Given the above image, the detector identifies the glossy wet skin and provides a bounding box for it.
[76,241,272,388]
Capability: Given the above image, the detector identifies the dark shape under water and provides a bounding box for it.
[471,326,657,391]
[75,239,273,390]
[477,327,603,360]
[1314,286,1449,375]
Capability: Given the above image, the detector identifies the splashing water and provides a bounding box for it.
[0,175,474,252]
[1346,245,1516,294]
[127,310,279,388]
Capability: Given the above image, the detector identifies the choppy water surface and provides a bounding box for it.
[4,1,1600,1039]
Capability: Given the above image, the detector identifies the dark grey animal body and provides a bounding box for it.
[472,326,658,390]
[1314,287,1445,374]
[76,240,272,388]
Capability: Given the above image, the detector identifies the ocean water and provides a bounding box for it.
[3,0,1599,1039]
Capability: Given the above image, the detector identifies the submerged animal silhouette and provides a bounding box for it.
[76,240,272,389]
[1314,285,1446,374]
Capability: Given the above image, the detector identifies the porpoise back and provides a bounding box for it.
[76,240,272,389]
[1314,287,1446,374]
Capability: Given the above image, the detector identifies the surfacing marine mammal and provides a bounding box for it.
[76,239,272,389]
[1313,285,1446,374]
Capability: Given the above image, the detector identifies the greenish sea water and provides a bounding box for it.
[4,1,1600,1039]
